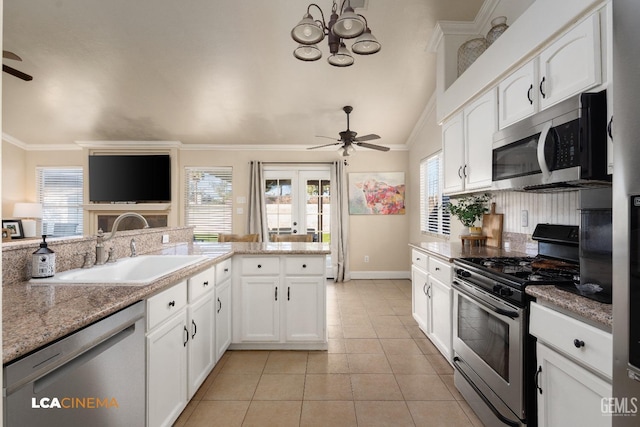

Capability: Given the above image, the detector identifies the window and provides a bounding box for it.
[185,167,232,241]
[36,167,84,237]
[420,153,450,236]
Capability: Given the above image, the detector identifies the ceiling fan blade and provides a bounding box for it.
[353,134,381,142]
[2,64,33,81]
[3,50,22,61]
[315,135,340,140]
[356,142,390,152]
[308,141,342,150]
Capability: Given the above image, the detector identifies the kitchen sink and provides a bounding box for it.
[29,255,209,285]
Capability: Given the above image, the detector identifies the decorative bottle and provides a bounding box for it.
[31,235,55,278]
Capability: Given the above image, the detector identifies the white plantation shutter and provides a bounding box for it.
[185,167,233,241]
[420,154,450,236]
[36,167,84,237]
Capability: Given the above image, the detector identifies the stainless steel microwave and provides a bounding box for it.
[492,90,610,191]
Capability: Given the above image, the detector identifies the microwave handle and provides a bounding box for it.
[537,122,552,182]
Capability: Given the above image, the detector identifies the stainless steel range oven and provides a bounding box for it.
[452,224,580,427]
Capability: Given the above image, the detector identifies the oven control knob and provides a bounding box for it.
[493,284,503,293]
[499,287,513,297]
[457,269,471,278]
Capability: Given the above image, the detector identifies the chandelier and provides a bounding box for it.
[291,0,381,67]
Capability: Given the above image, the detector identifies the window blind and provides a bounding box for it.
[36,167,84,237]
[420,154,450,236]
[185,167,233,241]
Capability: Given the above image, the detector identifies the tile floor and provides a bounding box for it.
[174,279,484,427]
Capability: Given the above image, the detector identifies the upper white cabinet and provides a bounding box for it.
[443,90,496,194]
[498,13,602,129]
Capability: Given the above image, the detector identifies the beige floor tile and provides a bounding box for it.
[458,399,486,427]
[350,374,403,400]
[220,351,269,374]
[425,353,455,374]
[398,315,418,326]
[373,325,412,339]
[263,351,309,374]
[354,401,415,427]
[391,305,413,316]
[369,315,403,327]
[395,374,454,400]
[304,374,354,400]
[415,337,440,355]
[300,401,357,427]
[328,324,345,339]
[253,374,305,400]
[364,305,396,316]
[340,314,372,327]
[386,353,436,375]
[174,399,198,427]
[327,338,346,353]
[306,353,350,374]
[191,367,219,401]
[344,338,384,354]
[242,401,302,427]
[379,338,422,355]
[183,401,250,427]
[406,324,428,339]
[202,374,260,401]
[342,325,377,339]
[441,374,465,400]
[347,353,392,373]
[407,401,473,427]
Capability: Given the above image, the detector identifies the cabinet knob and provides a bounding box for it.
[257,264,262,269]
[435,267,440,271]
[203,281,209,287]
[168,300,175,307]
[224,268,229,272]
[573,339,585,348]
[302,264,307,268]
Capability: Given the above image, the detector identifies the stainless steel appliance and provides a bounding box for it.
[612,1,640,423]
[492,90,610,192]
[3,301,145,427]
[452,224,580,427]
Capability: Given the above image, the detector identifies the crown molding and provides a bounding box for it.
[75,140,183,149]
[3,133,81,151]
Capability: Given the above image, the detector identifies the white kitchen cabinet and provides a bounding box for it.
[411,265,429,333]
[215,275,232,362]
[498,61,538,129]
[285,276,325,341]
[443,90,495,194]
[240,276,280,342]
[429,275,452,361]
[187,291,215,399]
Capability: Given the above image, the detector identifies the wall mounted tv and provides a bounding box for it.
[89,154,171,203]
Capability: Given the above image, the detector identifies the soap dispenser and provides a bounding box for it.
[32,235,55,278]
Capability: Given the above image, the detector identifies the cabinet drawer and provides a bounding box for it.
[285,256,324,276]
[428,257,451,284]
[147,281,187,330]
[240,257,280,275]
[411,249,428,271]
[188,267,215,302]
[530,302,612,378]
[215,258,232,284]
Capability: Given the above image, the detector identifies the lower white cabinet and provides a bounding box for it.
[411,265,429,332]
[285,276,325,342]
[187,291,215,399]
[240,276,280,342]
[429,275,452,360]
[215,275,232,362]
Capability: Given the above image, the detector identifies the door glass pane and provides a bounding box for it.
[306,179,330,243]
[458,296,510,381]
[265,179,292,235]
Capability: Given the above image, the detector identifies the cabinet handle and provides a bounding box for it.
[217,297,222,313]
[458,166,463,179]
[427,285,432,298]
[183,326,189,347]
[168,300,175,307]
[608,116,613,140]
[539,76,546,98]
[416,257,421,261]
[192,320,197,339]
[573,339,585,348]
[203,281,209,287]
[288,287,291,301]
[224,268,229,272]
[435,267,440,271]
[423,283,428,296]
[535,366,543,394]
[275,286,278,301]
[462,164,468,177]
[527,84,533,105]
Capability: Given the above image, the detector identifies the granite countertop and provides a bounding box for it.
[3,242,330,364]
[409,241,532,262]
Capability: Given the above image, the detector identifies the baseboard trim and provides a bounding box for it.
[348,270,411,280]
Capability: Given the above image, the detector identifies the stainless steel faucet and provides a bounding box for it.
[96,212,149,265]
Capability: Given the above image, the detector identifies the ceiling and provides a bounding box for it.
[2,0,484,149]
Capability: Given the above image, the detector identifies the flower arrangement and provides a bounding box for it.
[447,194,491,227]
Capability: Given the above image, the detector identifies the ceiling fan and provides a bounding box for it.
[308,106,389,156]
[3,50,33,81]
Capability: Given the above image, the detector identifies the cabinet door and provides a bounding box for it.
[429,276,452,360]
[536,343,612,427]
[147,312,188,427]
[464,90,496,191]
[285,277,325,341]
[539,14,601,110]
[187,292,215,399]
[240,277,280,342]
[442,112,464,194]
[411,265,430,334]
[498,61,537,129]
[215,278,232,361]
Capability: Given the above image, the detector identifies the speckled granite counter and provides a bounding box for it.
[409,241,533,262]
[526,285,612,329]
[3,242,330,364]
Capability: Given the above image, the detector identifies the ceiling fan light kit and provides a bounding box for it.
[291,1,380,67]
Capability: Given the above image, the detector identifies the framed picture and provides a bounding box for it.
[2,220,24,239]
[348,172,406,215]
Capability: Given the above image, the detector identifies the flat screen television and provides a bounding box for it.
[89,155,171,203]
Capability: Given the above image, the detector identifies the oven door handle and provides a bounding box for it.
[453,356,521,427]
[453,281,520,319]
[537,121,552,182]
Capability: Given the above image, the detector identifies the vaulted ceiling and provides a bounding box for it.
[2,0,484,149]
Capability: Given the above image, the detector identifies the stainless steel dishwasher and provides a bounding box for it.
[3,301,145,427]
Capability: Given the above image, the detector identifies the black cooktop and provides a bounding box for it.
[457,256,578,285]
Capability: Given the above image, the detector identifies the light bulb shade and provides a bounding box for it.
[291,13,325,45]
[294,44,322,61]
[332,7,365,39]
[13,202,43,219]
[351,28,381,55]
[327,43,354,67]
